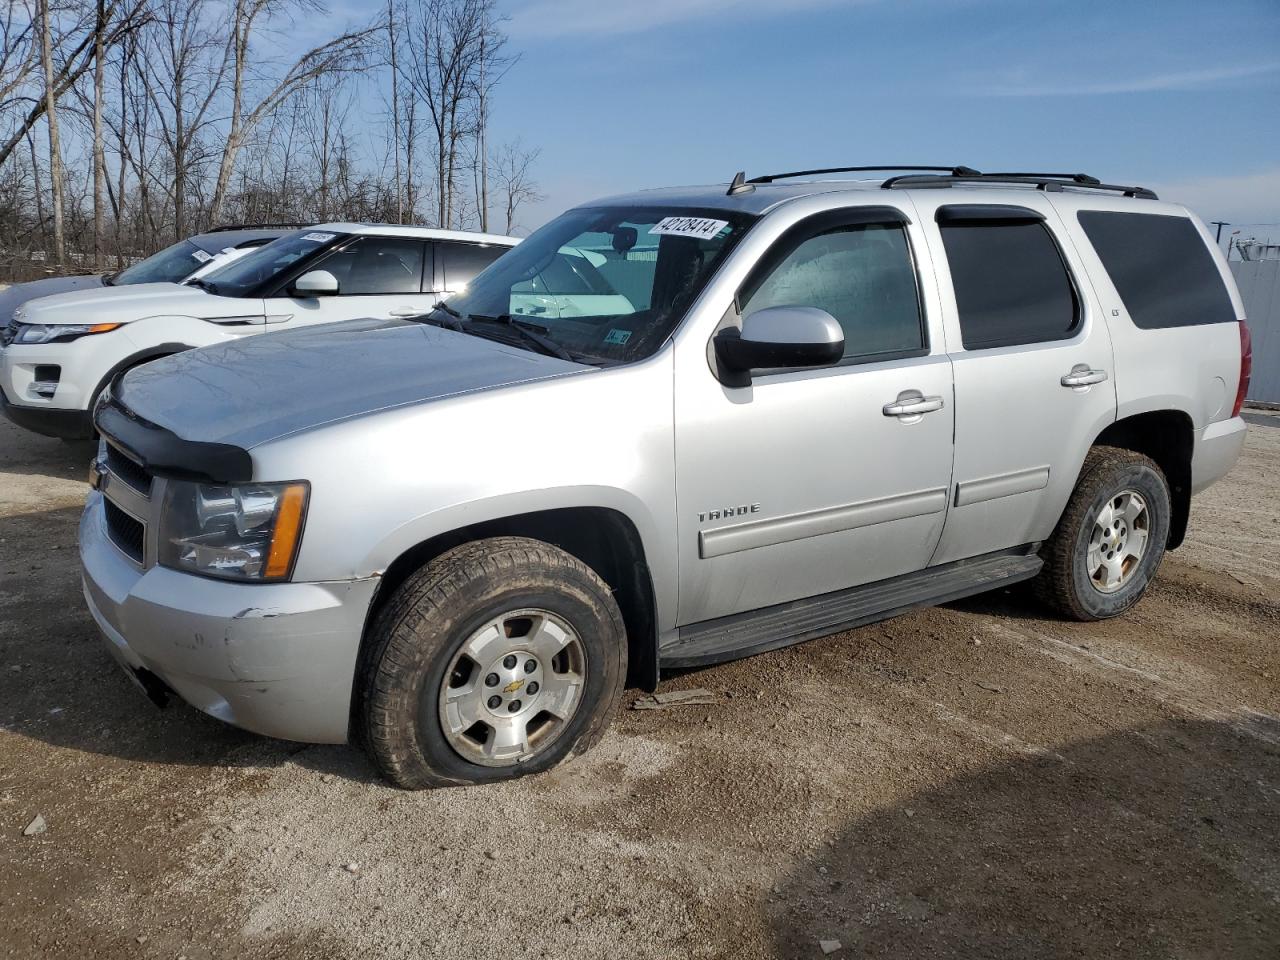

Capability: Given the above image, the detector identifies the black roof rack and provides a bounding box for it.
[206,222,311,232]
[746,165,978,185]
[881,171,1157,200]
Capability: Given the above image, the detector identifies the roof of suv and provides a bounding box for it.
[305,223,519,245]
[586,171,1175,218]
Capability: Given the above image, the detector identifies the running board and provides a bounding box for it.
[662,548,1043,669]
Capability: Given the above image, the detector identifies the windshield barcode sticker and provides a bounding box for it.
[191,250,213,262]
[649,217,729,241]
[303,232,336,243]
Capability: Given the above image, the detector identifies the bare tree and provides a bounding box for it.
[37,0,67,265]
[143,0,228,238]
[0,0,144,170]
[300,75,352,222]
[492,138,541,235]
[90,0,105,266]
[385,0,401,222]
[0,1,39,116]
[0,0,533,278]
[207,0,377,225]
[404,0,506,229]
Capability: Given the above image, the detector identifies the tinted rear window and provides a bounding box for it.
[1077,211,1235,329]
[440,242,508,290]
[940,220,1078,349]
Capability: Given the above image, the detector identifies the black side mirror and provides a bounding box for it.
[713,306,844,387]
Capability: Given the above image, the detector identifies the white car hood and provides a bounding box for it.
[15,282,261,326]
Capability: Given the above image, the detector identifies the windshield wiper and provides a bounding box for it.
[467,313,575,361]
[414,306,580,363]
[188,277,220,296]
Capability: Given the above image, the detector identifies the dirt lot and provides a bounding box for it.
[1,413,1278,960]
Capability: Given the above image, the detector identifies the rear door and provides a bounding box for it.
[265,236,433,327]
[916,196,1117,564]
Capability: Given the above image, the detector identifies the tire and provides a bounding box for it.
[1036,446,1171,621]
[360,536,627,789]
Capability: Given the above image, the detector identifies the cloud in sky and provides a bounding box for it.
[971,62,1280,97]
[506,0,854,38]
[1155,167,1280,226]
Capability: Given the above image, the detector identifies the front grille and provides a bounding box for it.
[106,444,152,494]
[0,318,16,347]
[104,500,145,563]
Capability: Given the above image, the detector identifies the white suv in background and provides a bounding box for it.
[0,224,517,438]
[0,225,296,324]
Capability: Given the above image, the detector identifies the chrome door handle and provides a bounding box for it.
[389,307,425,317]
[883,394,945,418]
[1061,364,1108,389]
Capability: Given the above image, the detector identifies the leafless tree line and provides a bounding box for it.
[0,0,542,281]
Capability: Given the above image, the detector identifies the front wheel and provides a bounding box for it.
[1036,446,1171,621]
[360,537,627,789]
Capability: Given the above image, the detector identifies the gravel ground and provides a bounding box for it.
[1,411,1278,959]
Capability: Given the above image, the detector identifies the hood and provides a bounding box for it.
[0,275,104,320]
[116,318,590,449]
[16,282,258,326]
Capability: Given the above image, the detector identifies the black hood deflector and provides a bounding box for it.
[95,378,253,483]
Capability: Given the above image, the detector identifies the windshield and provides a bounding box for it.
[442,206,754,364]
[200,229,344,298]
[113,240,218,285]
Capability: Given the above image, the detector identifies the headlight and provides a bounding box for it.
[14,322,122,344]
[158,480,309,582]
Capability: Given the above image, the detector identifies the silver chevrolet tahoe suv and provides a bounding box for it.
[79,166,1252,789]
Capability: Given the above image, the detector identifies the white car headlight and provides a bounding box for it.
[14,321,122,344]
[158,480,309,582]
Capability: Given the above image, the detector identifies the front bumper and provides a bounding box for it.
[79,491,379,743]
[1,382,93,438]
[1,339,99,437]
[1191,416,1248,494]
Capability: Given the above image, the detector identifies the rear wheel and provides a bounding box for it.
[360,536,626,789]
[1036,446,1171,621]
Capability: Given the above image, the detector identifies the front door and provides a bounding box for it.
[917,197,1118,565]
[265,236,434,328]
[674,205,956,626]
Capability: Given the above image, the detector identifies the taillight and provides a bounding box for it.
[1232,319,1252,418]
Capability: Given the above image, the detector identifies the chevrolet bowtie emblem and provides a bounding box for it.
[503,679,525,694]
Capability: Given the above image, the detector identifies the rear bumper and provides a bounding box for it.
[1191,416,1247,494]
[79,491,379,743]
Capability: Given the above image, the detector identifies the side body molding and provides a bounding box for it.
[954,465,1051,507]
[698,487,949,559]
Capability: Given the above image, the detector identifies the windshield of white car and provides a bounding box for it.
[199,230,345,298]
[441,206,756,364]
[113,240,215,285]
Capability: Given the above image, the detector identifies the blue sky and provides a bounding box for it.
[472,0,1279,239]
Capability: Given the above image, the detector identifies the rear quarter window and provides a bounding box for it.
[1077,211,1236,329]
[440,242,508,291]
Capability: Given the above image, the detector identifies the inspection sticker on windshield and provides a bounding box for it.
[604,329,632,345]
[190,249,213,262]
[302,232,336,243]
[648,217,728,241]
